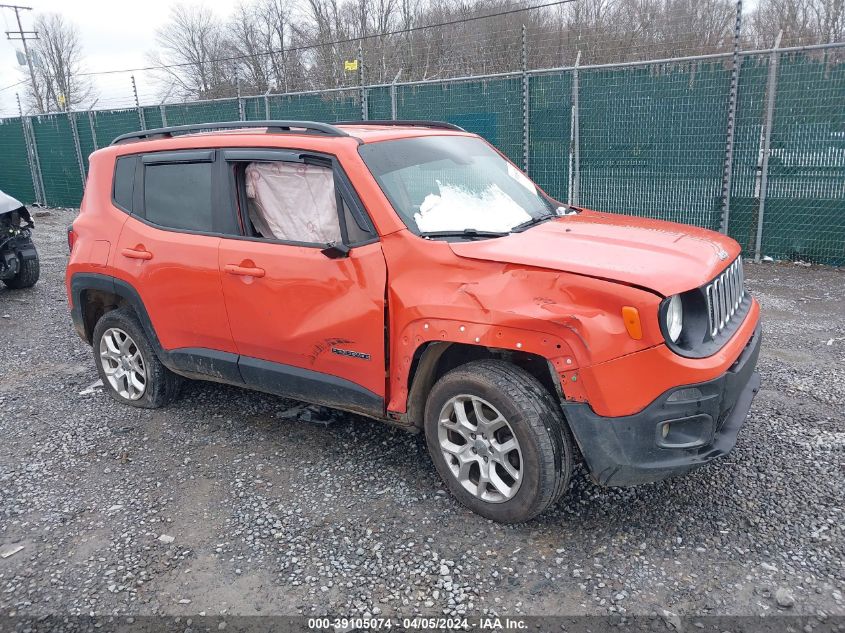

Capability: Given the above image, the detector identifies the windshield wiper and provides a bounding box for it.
[421,228,510,240]
[510,214,556,233]
[510,206,576,233]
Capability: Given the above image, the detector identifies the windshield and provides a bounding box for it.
[359,136,559,236]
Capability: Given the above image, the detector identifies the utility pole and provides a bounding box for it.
[2,3,43,113]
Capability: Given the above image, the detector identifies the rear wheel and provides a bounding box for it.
[424,359,572,523]
[92,307,181,408]
[2,250,39,289]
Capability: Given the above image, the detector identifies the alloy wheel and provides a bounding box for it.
[99,327,147,400]
[437,394,523,503]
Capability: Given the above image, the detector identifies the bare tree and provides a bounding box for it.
[24,13,93,113]
[749,0,844,46]
[262,0,301,92]
[226,0,306,94]
[815,0,845,42]
[299,0,350,88]
[228,2,275,94]
[144,0,845,103]
[151,4,234,100]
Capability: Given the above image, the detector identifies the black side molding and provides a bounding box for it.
[239,356,384,419]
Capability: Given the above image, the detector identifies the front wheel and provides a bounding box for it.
[424,359,573,523]
[2,250,39,289]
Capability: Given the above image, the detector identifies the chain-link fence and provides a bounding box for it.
[0,43,843,265]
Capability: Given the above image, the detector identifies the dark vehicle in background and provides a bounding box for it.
[0,190,39,289]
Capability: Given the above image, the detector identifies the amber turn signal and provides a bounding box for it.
[621,306,643,340]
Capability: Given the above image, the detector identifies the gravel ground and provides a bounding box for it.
[0,208,843,621]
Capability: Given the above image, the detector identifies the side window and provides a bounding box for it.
[112,155,137,212]
[241,161,342,244]
[144,162,213,232]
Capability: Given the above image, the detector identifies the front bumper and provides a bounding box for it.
[563,322,762,486]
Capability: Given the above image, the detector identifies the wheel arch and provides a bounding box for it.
[403,341,565,429]
[70,273,163,353]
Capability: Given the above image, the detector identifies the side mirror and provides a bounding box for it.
[321,242,351,259]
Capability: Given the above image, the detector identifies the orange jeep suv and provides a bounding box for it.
[66,120,761,523]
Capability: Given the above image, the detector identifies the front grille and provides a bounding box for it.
[705,257,745,338]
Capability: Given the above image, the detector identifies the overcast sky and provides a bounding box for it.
[0,0,236,116]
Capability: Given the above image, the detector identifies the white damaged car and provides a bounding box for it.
[0,189,39,289]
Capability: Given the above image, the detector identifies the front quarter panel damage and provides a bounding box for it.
[380,232,663,414]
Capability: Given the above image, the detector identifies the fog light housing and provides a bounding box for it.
[656,414,714,449]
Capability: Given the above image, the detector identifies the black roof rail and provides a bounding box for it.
[111,120,352,145]
[335,119,466,132]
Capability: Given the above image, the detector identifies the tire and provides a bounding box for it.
[424,359,573,523]
[2,251,39,289]
[92,307,181,408]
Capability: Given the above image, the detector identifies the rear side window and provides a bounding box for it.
[144,163,213,232]
[113,156,137,212]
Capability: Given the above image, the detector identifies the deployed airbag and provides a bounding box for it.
[244,162,341,244]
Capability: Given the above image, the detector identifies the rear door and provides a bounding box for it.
[114,150,239,368]
[217,149,387,414]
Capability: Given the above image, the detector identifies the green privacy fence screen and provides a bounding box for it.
[577,62,732,231]
[0,118,35,205]
[1,48,843,264]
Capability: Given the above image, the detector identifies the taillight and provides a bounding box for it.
[67,225,77,253]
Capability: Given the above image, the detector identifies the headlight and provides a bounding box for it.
[665,294,683,342]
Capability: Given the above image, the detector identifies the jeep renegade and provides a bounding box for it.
[66,120,761,523]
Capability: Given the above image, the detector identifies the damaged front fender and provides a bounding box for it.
[380,231,663,415]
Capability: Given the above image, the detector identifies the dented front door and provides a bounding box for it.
[218,238,387,401]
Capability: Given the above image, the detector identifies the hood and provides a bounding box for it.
[0,189,24,215]
[448,210,741,296]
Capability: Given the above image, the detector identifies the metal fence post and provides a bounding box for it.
[567,51,581,206]
[68,111,87,190]
[87,110,98,150]
[521,24,530,172]
[131,75,146,130]
[719,0,743,234]
[237,78,245,121]
[390,70,401,120]
[264,89,271,119]
[16,93,42,205]
[159,104,168,127]
[25,115,45,206]
[358,43,368,120]
[754,33,782,262]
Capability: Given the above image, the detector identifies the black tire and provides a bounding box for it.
[92,307,181,408]
[2,251,39,289]
[424,359,573,523]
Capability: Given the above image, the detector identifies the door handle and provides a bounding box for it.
[121,247,153,260]
[224,264,265,278]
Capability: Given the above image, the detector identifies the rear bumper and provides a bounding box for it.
[563,322,762,486]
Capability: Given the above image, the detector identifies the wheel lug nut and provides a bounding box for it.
[483,456,488,463]
[471,447,477,453]
[470,433,476,439]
